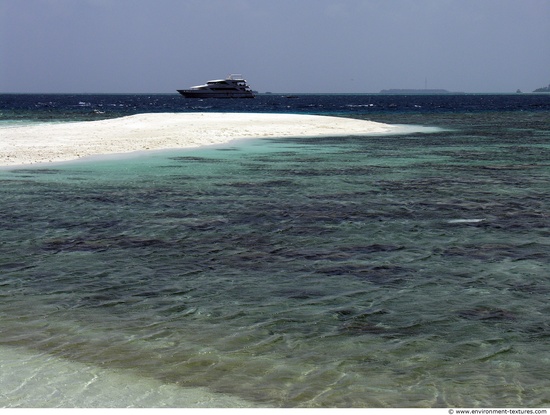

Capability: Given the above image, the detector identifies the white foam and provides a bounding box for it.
[0,112,437,167]
[447,219,486,223]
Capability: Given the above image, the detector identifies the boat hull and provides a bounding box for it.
[177,90,255,99]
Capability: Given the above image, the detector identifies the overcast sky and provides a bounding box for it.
[1,0,549,93]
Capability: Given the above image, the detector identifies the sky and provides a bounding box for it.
[1,0,549,94]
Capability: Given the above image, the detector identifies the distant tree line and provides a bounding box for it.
[533,84,550,92]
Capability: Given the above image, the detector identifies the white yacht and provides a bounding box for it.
[177,74,255,98]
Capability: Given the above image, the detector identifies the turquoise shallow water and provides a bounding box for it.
[1,109,550,407]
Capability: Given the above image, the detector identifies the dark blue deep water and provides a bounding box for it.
[1,94,550,407]
[2,93,549,122]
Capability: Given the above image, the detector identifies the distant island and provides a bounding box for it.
[533,84,550,93]
[379,89,452,94]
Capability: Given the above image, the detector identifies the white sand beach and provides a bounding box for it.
[0,112,397,167]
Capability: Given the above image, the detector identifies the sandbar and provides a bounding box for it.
[0,112,398,167]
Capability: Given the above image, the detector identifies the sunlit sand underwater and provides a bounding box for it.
[1,100,550,407]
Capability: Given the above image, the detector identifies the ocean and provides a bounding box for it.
[1,93,549,408]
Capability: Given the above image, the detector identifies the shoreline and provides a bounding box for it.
[0,345,260,407]
[0,112,399,167]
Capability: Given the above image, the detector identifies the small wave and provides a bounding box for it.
[447,219,485,223]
